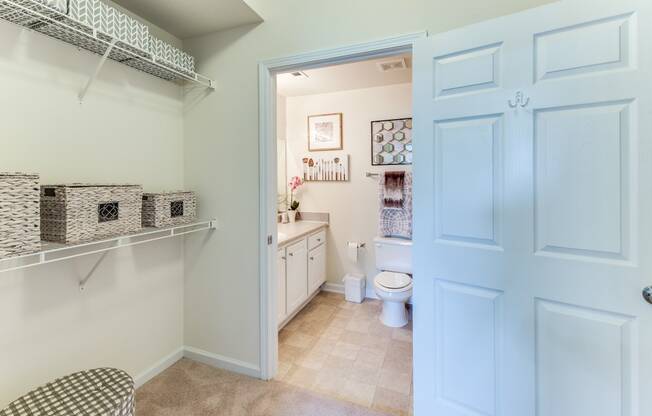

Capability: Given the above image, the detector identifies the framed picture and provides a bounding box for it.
[371,117,412,166]
[308,113,343,151]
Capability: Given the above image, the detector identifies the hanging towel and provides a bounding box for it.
[379,172,412,239]
[383,171,405,208]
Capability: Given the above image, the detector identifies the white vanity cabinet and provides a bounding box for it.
[308,243,326,294]
[285,239,308,314]
[277,248,287,323]
[278,227,328,329]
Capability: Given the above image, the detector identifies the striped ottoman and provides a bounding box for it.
[0,368,134,416]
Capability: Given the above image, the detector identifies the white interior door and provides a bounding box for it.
[412,1,652,415]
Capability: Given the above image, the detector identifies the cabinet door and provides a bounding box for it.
[277,248,287,325]
[286,239,308,314]
[308,243,326,295]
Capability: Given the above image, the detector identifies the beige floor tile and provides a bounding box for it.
[377,369,411,395]
[297,350,329,370]
[312,337,337,355]
[286,366,318,389]
[314,371,347,398]
[331,341,361,360]
[346,318,372,334]
[349,364,380,385]
[355,346,386,369]
[372,387,412,416]
[340,330,368,346]
[339,379,377,407]
[278,291,413,415]
[392,327,413,343]
[285,331,317,349]
[278,344,306,364]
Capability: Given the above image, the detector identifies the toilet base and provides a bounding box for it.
[380,300,409,328]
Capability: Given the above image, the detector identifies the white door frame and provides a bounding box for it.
[257,31,427,380]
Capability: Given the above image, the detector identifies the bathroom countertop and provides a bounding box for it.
[278,221,328,247]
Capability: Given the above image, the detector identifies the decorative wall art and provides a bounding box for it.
[302,154,349,182]
[371,118,413,166]
[308,113,343,151]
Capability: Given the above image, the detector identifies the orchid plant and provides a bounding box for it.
[288,176,303,211]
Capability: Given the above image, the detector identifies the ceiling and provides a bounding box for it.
[277,54,412,97]
[112,0,263,39]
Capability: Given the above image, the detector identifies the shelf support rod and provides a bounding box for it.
[79,251,109,291]
[79,38,118,104]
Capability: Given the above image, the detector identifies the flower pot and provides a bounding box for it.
[288,210,297,223]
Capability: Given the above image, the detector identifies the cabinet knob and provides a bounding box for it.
[289,253,294,257]
[317,238,321,242]
[310,257,314,260]
[281,256,286,260]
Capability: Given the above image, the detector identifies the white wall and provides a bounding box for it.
[183,0,553,371]
[0,20,185,406]
[285,84,412,297]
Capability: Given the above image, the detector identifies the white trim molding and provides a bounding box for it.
[322,282,345,294]
[134,347,184,388]
[258,30,426,381]
[184,346,261,379]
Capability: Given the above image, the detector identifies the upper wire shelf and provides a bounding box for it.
[0,0,215,89]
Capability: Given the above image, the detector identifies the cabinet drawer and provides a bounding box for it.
[308,229,326,250]
[287,238,307,256]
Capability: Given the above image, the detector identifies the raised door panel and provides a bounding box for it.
[277,248,287,325]
[534,100,633,262]
[535,299,636,416]
[286,240,308,314]
[308,243,326,295]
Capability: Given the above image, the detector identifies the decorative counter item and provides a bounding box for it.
[288,176,303,223]
[302,154,349,181]
[0,173,40,259]
[40,184,142,244]
[371,118,412,165]
[142,191,197,228]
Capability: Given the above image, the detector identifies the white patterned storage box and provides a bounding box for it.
[0,173,40,259]
[33,0,67,14]
[69,0,149,56]
[150,36,195,76]
[40,184,142,244]
[0,368,135,416]
[142,191,196,228]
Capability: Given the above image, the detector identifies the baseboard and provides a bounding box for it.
[322,282,345,294]
[134,347,184,388]
[183,346,261,378]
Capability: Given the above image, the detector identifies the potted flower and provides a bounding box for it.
[288,176,303,223]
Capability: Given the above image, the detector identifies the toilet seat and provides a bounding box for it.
[374,272,412,292]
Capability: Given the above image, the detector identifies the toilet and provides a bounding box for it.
[373,237,413,327]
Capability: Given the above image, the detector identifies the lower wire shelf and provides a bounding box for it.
[0,219,217,274]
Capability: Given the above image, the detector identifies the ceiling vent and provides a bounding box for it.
[290,71,309,78]
[377,58,408,72]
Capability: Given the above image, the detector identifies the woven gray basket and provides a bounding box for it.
[142,191,196,228]
[0,173,41,259]
[0,368,135,416]
[40,184,142,244]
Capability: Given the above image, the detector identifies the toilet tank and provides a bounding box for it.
[374,237,412,274]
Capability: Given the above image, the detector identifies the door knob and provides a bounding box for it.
[643,286,652,304]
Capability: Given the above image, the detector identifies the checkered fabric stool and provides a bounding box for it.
[0,368,134,416]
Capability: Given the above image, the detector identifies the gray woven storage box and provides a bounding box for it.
[0,368,135,416]
[142,191,196,228]
[0,173,40,259]
[40,184,142,244]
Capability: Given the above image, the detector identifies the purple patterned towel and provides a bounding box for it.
[379,172,412,239]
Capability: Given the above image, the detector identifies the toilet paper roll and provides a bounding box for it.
[347,241,360,263]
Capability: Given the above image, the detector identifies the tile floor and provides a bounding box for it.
[276,291,413,416]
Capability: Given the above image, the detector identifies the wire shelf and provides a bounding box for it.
[0,0,215,89]
[0,219,217,274]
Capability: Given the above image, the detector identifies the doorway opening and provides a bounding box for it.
[259,32,425,415]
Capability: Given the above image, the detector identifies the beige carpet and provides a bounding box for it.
[136,359,391,416]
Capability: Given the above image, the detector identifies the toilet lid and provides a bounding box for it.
[375,272,412,289]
